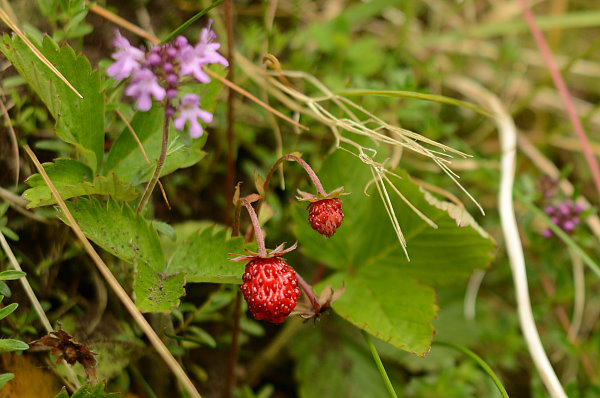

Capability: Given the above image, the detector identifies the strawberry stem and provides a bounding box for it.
[295,271,320,314]
[265,154,326,196]
[241,199,267,257]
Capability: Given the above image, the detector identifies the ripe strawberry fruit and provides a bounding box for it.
[307,198,344,237]
[241,257,301,323]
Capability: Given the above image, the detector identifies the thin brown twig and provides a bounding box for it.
[222,1,239,396]
[0,97,18,186]
[202,66,308,131]
[224,0,235,227]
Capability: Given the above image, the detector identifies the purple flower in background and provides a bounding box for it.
[173,94,213,138]
[125,69,166,111]
[541,200,584,238]
[106,31,145,81]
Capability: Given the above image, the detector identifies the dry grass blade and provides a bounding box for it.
[23,145,202,398]
[88,4,160,45]
[0,7,83,99]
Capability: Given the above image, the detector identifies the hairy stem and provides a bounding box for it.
[264,154,326,195]
[137,111,170,214]
[241,199,266,257]
[294,271,319,313]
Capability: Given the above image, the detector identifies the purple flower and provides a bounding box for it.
[125,69,166,111]
[195,22,229,66]
[179,21,228,83]
[173,94,213,138]
[107,31,145,81]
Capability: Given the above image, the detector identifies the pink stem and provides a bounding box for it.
[518,0,600,203]
[241,199,266,257]
[295,271,320,313]
[264,154,326,195]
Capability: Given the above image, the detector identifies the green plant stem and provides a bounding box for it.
[129,364,159,398]
[160,0,226,44]
[136,111,170,214]
[246,317,303,386]
[361,330,398,398]
[433,341,509,398]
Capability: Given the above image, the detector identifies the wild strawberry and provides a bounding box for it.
[297,186,348,238]
[231,240,300,323]
[307,198,344,237]
[240,257,301,323]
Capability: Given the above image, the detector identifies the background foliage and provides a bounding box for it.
[0,0,599,397]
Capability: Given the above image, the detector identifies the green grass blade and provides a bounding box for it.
[434,341,509,398]
[361,330,399,398]
[161,0,225,44]
[336,89,494,117]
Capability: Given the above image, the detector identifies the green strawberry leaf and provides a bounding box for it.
[319,268,436,356]
[23,159,138,208]
[292,149,494,355]
[290,318,399,398]
[1,35,104,172]
[134,259,185,313]
[167,225,247,284]
[62,198,163,269]
[103,107,207,185]
[61,198,188,312]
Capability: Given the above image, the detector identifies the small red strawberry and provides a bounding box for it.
[297,186,348,237]
[307,198,344,237]
[240,257,301,323]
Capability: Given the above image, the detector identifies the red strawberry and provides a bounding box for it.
[307,198,344,237]
[240,257,301,323]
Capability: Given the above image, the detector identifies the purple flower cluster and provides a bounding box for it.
[107,22,228,138]
[542,200,584,237]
